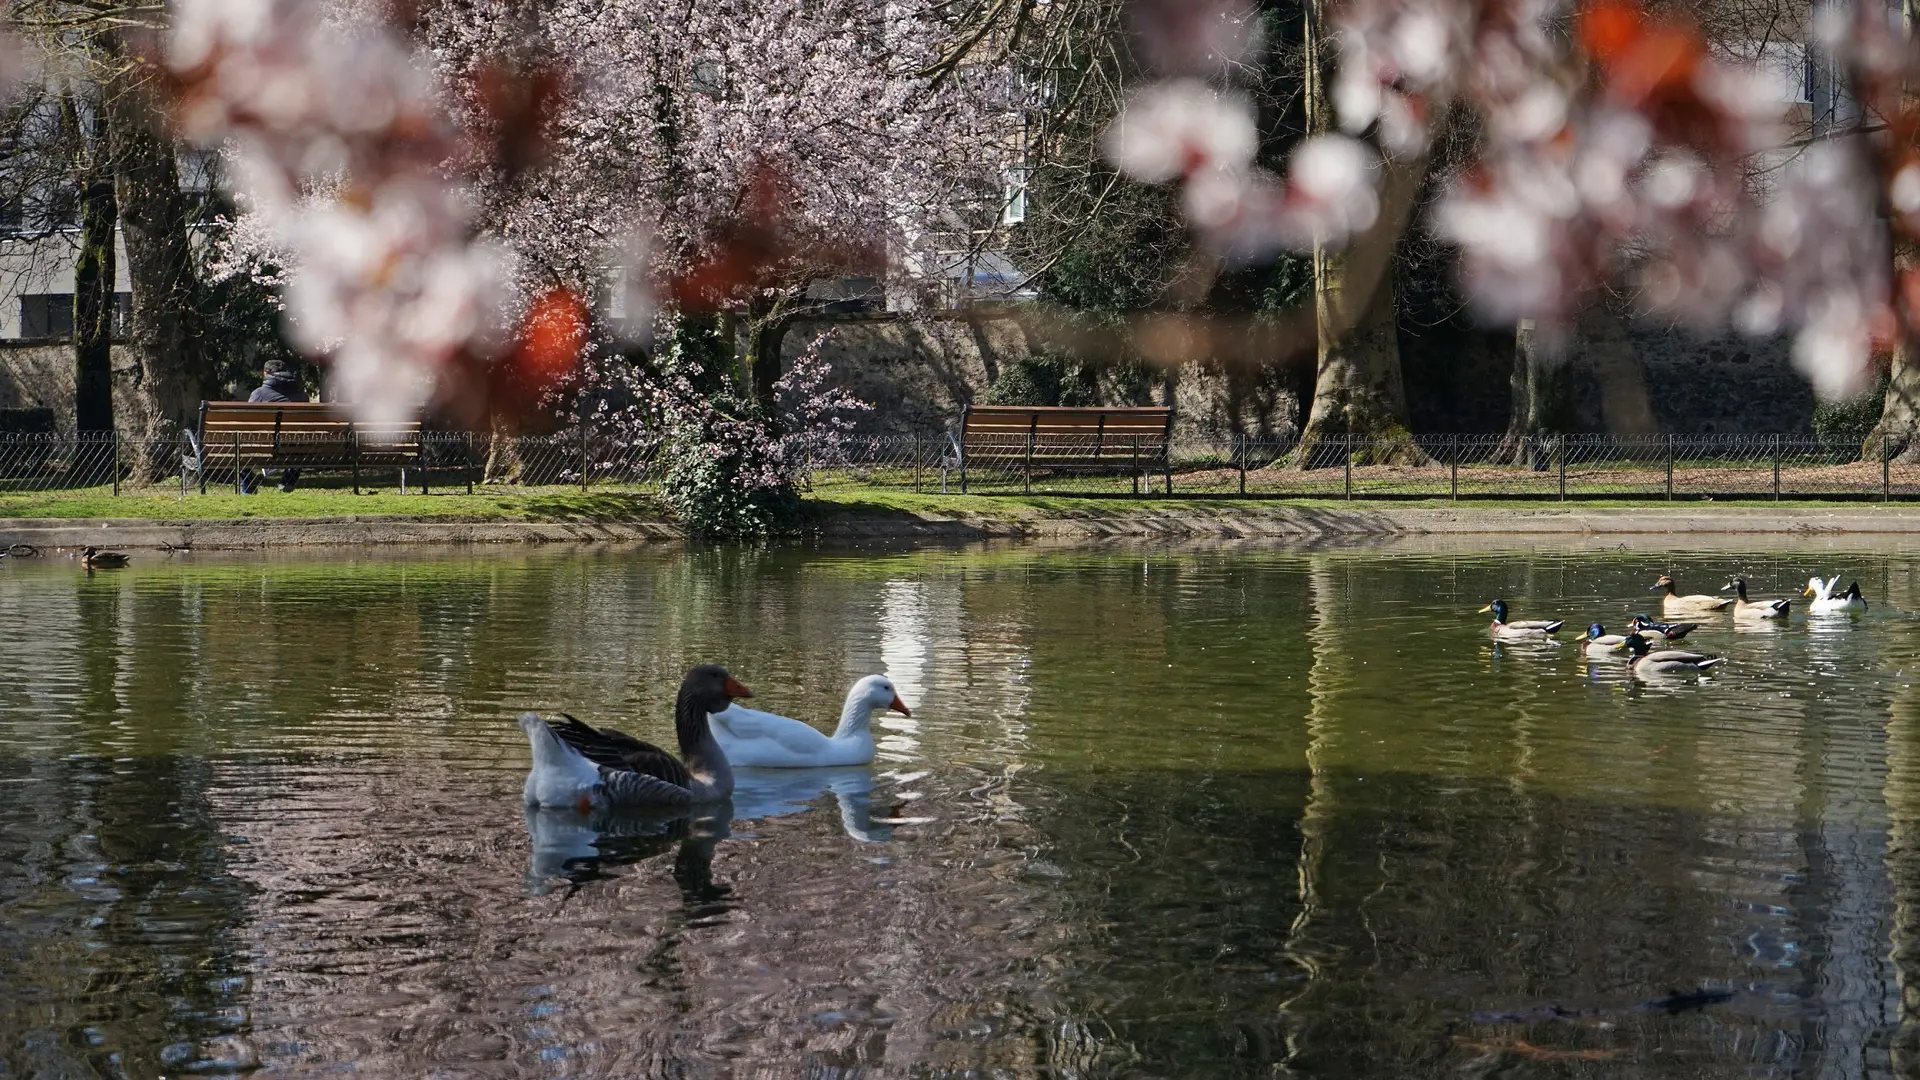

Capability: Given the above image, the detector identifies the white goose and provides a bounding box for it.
[709,675,911,768]
[1804,576,1868,613]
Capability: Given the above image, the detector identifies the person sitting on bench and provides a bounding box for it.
[245,358,309,493]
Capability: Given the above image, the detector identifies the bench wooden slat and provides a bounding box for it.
[959,403,1173,492]
[195,400,426,492]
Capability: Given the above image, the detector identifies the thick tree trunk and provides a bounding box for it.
[1871,242,1920,460]
[72,97,117,436]
[1294,0,1425,466]
[1494,319,1574,465]
[1578,299,1658,435]
[106,73,207,473]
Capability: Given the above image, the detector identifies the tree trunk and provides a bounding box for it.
[106,70,207,474]
[1872,243,1920,461]
[1494,319,1574,464]
[1294,0,1425,467]
[1579,299,1658,436]
[72,94,116,436]
[742,290,800,417]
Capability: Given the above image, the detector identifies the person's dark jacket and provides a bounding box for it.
[248,371,308,403]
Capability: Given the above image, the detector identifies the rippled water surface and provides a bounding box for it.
[8,540,1920,1077]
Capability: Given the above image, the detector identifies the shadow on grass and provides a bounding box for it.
[511,491,668,522]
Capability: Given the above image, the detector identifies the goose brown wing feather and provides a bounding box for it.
[550,714,693,788]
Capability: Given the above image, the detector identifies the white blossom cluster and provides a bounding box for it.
[168,0,517,424]
[1105,0,1384,257]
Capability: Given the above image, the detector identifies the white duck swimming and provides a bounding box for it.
[1804,576,1868,613]
[520,664,750,811]
[709,674,911,768]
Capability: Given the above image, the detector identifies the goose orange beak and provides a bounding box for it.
[724,676,753,699]
[889,694,912,717]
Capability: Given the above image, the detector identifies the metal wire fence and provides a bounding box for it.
[2,429,1919,500]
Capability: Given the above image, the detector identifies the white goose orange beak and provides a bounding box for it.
[889,694,911,717]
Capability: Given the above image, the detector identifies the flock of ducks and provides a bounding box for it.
[1480,574,1869,678]
[520,666,912,811]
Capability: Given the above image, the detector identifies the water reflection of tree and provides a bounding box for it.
[0,571,254,1077]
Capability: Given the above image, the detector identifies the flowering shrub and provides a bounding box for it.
[576,328,866,538]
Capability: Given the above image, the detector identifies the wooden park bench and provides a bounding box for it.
[959,404,1174,493]
[193,401,429,494]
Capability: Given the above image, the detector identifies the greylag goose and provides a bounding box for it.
[520,664,750,810]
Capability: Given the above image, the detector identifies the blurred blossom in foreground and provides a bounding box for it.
[1104,80,1383,254]
[1129,0,1265,75]
[167,0,536,425]
[1120,0,1891,399]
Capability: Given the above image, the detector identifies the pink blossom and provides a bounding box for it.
[1105,80,1259,183]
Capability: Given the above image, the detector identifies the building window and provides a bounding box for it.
[1003,167,1028,226]
[18,292,131,339]
[0,197,21,236]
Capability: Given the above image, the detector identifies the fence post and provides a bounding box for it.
[1772,434,1781,501]
[350,421,360,494]
[1131,435,1140,495]
[466,431,475,495]
[1557,434,1567,501]
[1344,433,1353,500]
[111,431,119,497]
[1885,432,1893,502]
[1664,435,1674,500]
[233,431,242,494]
[1023,421,1034,495]
[420,435,430,496]
[914,431,922,493]
[579,420,589,492]
[1449,435,1458,502]
[1236,435,1246,496]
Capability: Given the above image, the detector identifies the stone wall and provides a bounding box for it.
[0,342,143,433]
[2,311,1819,440]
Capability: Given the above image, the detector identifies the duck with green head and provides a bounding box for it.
[1479,600,1564,642]
[1627,614,1699,641]
[1622,632,1726,676]
[1584,623,1631,658]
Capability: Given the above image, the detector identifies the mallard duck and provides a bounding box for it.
[1649,575,1735,613]
[1583,623,1631,658]
[79,546,130,569]
[1721,578,1791,619]
[1479,599,1564,642]
[1622,632,1727,676]
[1626,614,1700,641]
[519,664,751,810]
[709,674,910,768]
[1804,576,1868,613]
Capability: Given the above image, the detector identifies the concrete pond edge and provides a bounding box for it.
[8,504,1920,549]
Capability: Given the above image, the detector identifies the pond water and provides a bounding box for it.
[5,540,1920,1077]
